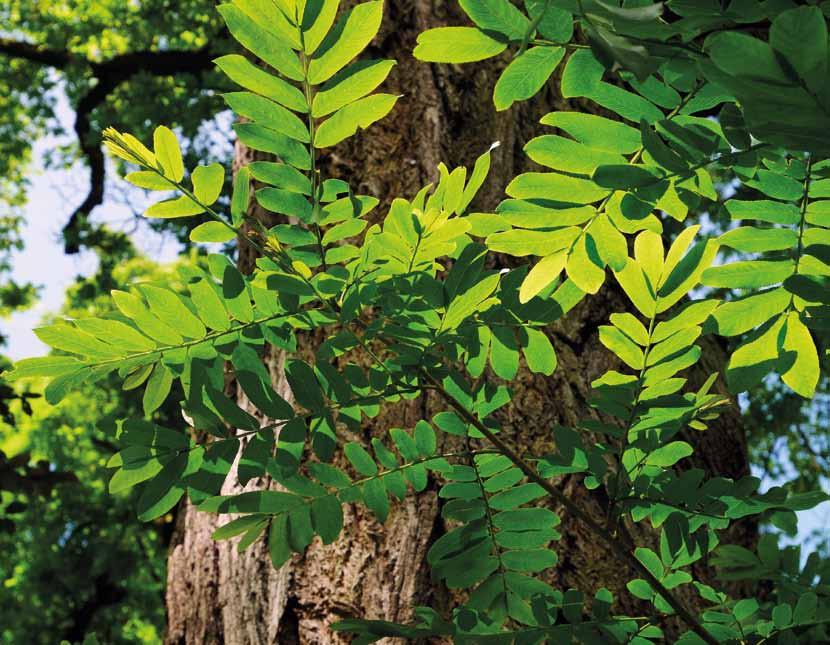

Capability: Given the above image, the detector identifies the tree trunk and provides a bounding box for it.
[165,3,753,642]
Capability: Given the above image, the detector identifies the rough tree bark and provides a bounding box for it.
[165,3,753,643]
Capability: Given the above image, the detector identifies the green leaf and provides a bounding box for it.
[493,46,565,111]
[591,212,628,271]
[315,93,399,148]
[233,124,311,170]
[706,32,789,85]
[145,196,204,219]
[257,187,312,220]
[770,6,827,93]
[702,260,795,289]
[232,344,294,419]
[793,592,818,624]
[345,442,377,476]
[312,59,396,117]
[640,119,688,173]
[201,490,304,514]
[213,54,308,112]
[719,227,797,253]
[73,319,156,352]
[657,239,719,313]
[143,363,173,415]
[190,221,236,244]
[772,603,792,629]
[711,288,790,337]
[231,166,251,227]
[137,448,202,521]
[724,199,801,225]
[224,92,310,142]
[191,163,225,205]
[746,170,803,201]
[139,285,207,339]
[5,356,84,381]
[414,27,507,63]
[524,135,625,174]
[719,104,751,150]
[646,326,701,366]
[109,448,166,494]
[633,230,663,289]
[126,171,171,190]
[491,326,519,380]
[610,313,649,345]
[490,483,546,510]
[567,230,606,294]
[459,0,531,40]
[781,312,819,398]
[519,250,567,303]
[218,3,304,80]
[486,228,579,257]
[362,477,389,522]
[635,547,663,579]
[614,259,656,318]
[784,274,830,303]
[540,112,641,154]
[726,315,785,393]
[307,1,383,85]
[413,421,437,457]
[561,49,663,122]
[311,494,344,544]
[213,514,267,540]
[525,0,572,42]
[321,218,367,245]
[627,579,653,600]
[249,162,311,195]
[111,290,183,345]
[593,164,662,190]
[645,441,693,468]
[599,325,644,370]
[302,0,340,55]
[507,172,607,204]
[235,0,301,50]
[153,126,184,182]
[652,299,717,342]
[269,515,291,568]
[501,548,558,572]
[459,144,497,215]
[523,328,557,375]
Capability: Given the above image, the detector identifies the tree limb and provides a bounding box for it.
[0,37,71,68]
[0,38,220,252]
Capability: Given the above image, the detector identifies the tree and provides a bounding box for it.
[8,1,830,644]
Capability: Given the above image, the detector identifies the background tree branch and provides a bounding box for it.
[0,39,220,252]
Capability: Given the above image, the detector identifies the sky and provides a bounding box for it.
[2,90,829,555]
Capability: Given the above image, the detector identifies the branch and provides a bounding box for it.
[0,37,71,68]
[92,46,217,79]
[66,45,218,253]
[421,370,719,645]
[0,37,219,253]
